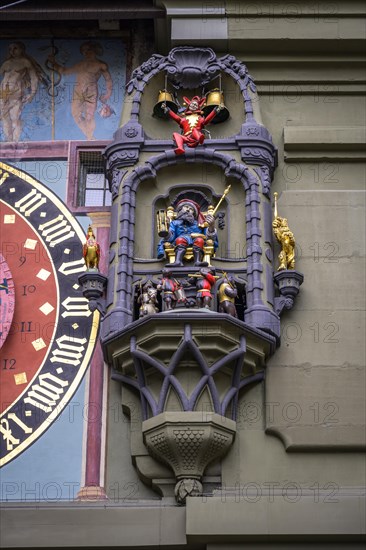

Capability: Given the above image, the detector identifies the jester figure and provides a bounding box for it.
[162,96,222,155]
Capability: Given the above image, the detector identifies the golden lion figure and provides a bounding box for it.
[83,226,100,270]
[272,217,295,270]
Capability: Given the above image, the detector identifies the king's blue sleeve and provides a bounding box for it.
[157,238,165,259]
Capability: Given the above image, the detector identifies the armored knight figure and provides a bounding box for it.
[162,96,222,155]
[157,198,218,267]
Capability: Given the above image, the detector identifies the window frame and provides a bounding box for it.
[67,141,112,214]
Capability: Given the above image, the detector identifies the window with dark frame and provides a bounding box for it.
[78,151,112,208]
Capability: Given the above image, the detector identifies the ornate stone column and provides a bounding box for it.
[77,212,110,501]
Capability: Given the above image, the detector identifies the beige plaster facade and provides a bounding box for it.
[104,1,366,545]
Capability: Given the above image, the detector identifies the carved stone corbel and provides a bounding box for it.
[143,412,236,505]
[274,270,304,316]
[78,271,108,316]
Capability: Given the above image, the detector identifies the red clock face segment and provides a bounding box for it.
[0,203,58,414]
[0,162,99,467]
[0,253,15,350]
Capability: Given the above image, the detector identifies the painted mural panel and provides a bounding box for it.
[0,39,125,142]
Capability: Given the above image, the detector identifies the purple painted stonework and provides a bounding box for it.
[107,313,275,421]
[125,47,258,124]
[101,147,280,342]
[273,270,304,315]
[165,47,220,89]
[101,47,303,430]
[102,47,282,342]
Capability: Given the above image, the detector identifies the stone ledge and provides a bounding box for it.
[186,491,366,542]
[265,425,366,452]
[0,504,186,548]
[284,126,366,161]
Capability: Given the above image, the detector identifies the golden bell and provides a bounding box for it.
[202,88,229,123]
[153,89,178,119]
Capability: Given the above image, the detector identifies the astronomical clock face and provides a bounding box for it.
[0,162,99,466]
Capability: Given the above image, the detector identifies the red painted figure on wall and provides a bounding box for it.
[162,96,222,155]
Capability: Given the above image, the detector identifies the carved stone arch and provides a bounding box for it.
[101,148,272,342]
[130,150,254,194]
[125,47,257,124]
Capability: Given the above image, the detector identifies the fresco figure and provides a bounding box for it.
[0,42,48,142]
[48,41,113,140]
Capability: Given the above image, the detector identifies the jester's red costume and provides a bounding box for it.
[165,96,218,155]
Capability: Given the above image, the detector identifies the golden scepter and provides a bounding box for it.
[203,184,231,227]
[212,184,231,216]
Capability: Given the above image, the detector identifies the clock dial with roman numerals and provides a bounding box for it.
[0,252,15,350]
[0,162,99,466]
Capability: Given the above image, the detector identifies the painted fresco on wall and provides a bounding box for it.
[0,39,125,142]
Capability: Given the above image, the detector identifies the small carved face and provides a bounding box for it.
[180,204,195,215]
[189,100,199,111]
[177,204,196,224]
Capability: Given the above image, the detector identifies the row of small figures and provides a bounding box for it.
[136,267,240,318]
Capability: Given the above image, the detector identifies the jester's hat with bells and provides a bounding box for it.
[175,199,207,226]
[182,96,206,114]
